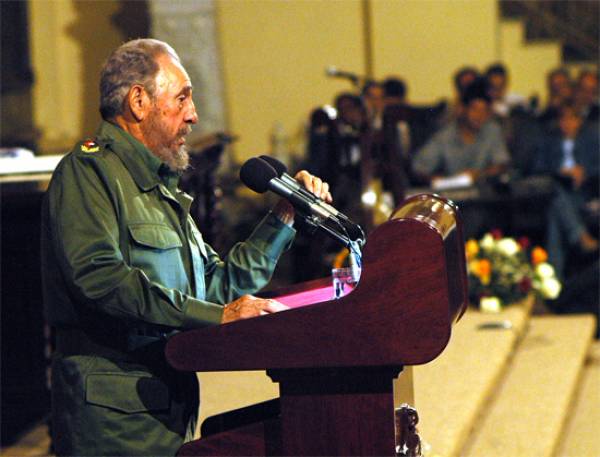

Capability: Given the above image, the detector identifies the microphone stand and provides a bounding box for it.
[297,213,365,266]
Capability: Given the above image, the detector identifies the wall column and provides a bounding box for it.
[28,0,82,152]
[149,0,227,143]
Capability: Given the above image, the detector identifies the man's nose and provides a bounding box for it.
[186,100,198,124]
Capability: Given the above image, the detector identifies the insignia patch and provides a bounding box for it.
[81,139,100,153]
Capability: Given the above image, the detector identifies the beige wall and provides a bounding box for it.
[499,20,561,104]
[29,0,123,153]
[216,0,366,163]
[371,0,499,103]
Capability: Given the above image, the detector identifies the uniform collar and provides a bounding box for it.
[96,120,179,192]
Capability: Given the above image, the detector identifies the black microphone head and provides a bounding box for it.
[259,155,287,177]
[239,157,278,194]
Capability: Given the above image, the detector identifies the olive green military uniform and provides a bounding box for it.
[41,121,295,456]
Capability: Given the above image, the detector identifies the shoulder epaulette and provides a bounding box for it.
[80,138,101,153]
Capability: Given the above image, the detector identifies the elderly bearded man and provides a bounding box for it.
[41,39,331,456]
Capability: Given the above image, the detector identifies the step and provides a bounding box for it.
[0,418,50,457]
[413,298,533,457]
[195,371,278,437]
[462,314,595,457]
[196,301,534,444]
[556,341,600,457]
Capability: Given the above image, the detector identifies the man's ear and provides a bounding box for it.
[127,85,151,121]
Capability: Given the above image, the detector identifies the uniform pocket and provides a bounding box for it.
[127,223,188,290]
[85,372,170,413]
[128,223,182,250]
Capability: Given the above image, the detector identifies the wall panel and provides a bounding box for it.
[371,0,498,103]
[216,0,365,162]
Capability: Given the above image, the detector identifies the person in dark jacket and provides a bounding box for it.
[533,103,599,279]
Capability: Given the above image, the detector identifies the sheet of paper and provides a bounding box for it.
[431,173,473,191]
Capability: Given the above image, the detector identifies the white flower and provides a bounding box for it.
[480,296,502,313]
[541,277,561,299]
[535,262,556,279]
[497,238,520,256]
[480,233,495,250]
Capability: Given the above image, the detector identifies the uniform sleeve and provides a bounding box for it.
[203,213,296,304]
[47,153,224,329]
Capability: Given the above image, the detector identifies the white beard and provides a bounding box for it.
[154,143,190,172]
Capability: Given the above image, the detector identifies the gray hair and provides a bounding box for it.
[99,39,180,120]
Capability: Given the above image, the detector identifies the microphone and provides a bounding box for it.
[259,155,317,200]
[258,155,354,224]
[240,158,333,221]
[325,66,360,83]
[240,158,365,245]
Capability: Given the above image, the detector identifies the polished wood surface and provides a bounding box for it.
[166,194,467,372]
[177,419,280,456]
[269,367,401,456]
[166,194,467,456]
[391,193,468,322]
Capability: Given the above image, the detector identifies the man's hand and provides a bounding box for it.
[221,294,289,324]
[294,170,332,202]
[272,170,332,225]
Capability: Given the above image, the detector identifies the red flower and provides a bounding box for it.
[518,236,530,249]
[490,229,503,240]
[519,277,532,293]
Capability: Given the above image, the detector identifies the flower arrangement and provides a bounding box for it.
[466,230,562,312]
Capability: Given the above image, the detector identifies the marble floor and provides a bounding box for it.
[1,420,52,457]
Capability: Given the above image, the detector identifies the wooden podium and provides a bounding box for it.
[166,194,468,456]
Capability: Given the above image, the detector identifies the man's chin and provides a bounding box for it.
[170,145,190,172]
[155,144,190,172]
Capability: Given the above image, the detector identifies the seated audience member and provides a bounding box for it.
[412,78,510,185]
[505,68,573,175]
[336,93,366,136]
[538,67,574,128]
[435,66,479,137]
[358,80,407,204]
[485,62,536,159]
[574,68,599,124]
[455,67,479,98]
[307,88,407,223]
[485,62,527,118]
[382,77,410,156]
[306,93,364,177]
[299,94,367,280]
[306,93,365,213]
[445,66,480,122]
[382,77,407,106]
[533,103,599,280]
[361,81,385,130]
